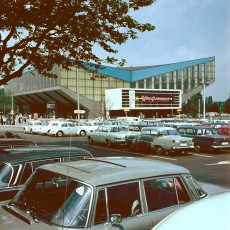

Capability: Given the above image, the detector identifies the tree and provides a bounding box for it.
[0,0,155,86]
[223,97,230,113]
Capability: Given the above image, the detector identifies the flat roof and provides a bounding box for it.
[39,157,190,187]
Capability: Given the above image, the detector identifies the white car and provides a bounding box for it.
[75,121,104,136]
[87,125,128,147]
[152,192,230,230]
[39,120,60,135]
[47,121,79,137]
[23,120,44,134]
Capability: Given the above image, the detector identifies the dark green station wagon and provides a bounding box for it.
[0,146,92,202]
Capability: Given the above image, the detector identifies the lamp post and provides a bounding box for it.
[200,81,209,120]
[76,66,80,125]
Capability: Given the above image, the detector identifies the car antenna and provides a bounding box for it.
[61,134,73,227]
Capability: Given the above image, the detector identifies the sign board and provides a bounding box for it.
[74,110,85,114]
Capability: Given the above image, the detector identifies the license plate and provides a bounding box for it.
[180,143,187,146]
[222,142,228,145]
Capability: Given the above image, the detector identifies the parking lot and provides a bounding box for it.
[6,129,228,189]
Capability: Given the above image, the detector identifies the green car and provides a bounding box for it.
[0,146,92,202]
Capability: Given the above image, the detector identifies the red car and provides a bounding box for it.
[217,126,230,137]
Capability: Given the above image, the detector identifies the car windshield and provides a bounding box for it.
[0,163,13,187]
[11,169,92,228]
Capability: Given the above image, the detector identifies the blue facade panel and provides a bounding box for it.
[92,56,215,83]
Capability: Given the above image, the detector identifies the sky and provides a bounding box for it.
[97,0,230,102]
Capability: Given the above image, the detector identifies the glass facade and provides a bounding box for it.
[4,58,215,118]
[133,60,215,95]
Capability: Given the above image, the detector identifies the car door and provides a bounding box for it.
[67,122,78,135]
[93,127,104,142]
[92,182,153,230]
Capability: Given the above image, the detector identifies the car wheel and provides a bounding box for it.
[155,146,165,155]
[88,137,94,145]
[30,129,34,135]
[194,144,202,152]
[106,140,113,148]
[129,143,136,151]
[80,130,86,136]
[56,131,64,137]
[181,150,188,155]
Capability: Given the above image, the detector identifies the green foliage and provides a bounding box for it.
[223,98,230,113]
[0,0,156,85]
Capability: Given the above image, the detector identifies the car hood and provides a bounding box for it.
[0,205,54,230]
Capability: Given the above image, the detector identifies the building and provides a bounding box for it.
[4,56,215,119]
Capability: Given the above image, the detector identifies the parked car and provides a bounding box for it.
[23,120,44,134]
[129,127,194,155]
[87,125,128,147]
[178,125,230,152]
[216,126,230,137]
[75,121,105,136]
[47,121,80,137]
[0,138,37,148]
[125,123,151,146]
[0,157,228,229]
[0,146,92,202]
[39,120,60,135]
[152,191,230,230]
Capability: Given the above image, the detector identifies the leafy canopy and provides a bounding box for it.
[0,0,155,85]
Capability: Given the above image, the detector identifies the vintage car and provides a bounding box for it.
[0,146,92,202]
[177,125,230,152]
[0,157,228,229]
[216,126,230,137]
[87,125,128,147]
[0,138,37,148]
[129,127,194,155]
[23,120,44,134]
[39,120,60,135]
[75,121,105,136]
[152,191,230,230]
[47,121,80,137]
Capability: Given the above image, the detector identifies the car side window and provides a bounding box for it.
[20,162,33,184]
[186,129,193,135]
[107,182,141,219]
[144,177,190,212]
[178,129,185,135]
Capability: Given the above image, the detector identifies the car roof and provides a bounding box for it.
[0,138,37,148]
[141,127,175,131]
[178,125,214,129]
[152,191,230,230]
[0,146,92,164]
[38,157,190,187]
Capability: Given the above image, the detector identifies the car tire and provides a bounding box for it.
[155,146,165,155]
[30,129,34,135]
[80,130,86,136]
[88,137,94,145]
[194,144,202,152]
[129,143,136,151]
[56,131,64,137]
[106,140,113,148]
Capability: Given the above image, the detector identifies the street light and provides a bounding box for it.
[200,81,209,120]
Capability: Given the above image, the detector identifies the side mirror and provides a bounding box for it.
[111,214,122,226]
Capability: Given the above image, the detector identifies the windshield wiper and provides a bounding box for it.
[8,199,40,223]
